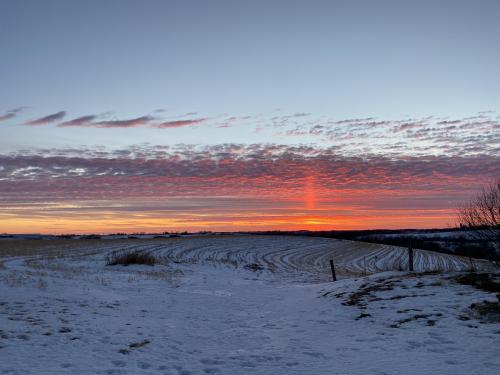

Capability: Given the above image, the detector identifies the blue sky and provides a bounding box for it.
[2,0,499,124]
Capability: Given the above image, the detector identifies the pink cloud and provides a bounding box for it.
[155,118,208,129]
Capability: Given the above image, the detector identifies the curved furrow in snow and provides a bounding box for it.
[106,235,495,280]
[14,235,492,281]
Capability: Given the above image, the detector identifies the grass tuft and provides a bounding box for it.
[106,251,156,266]
[244,263,265,272]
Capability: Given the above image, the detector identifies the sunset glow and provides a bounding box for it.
[0,159,492,234]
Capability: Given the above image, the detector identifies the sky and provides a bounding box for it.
[0,0,499,233]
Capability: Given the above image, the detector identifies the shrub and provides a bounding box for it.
[106,251,156,266]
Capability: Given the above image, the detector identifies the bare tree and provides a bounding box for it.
[457,180,500,265]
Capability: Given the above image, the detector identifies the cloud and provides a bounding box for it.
[26,111,66,125]
[29,111,205,129]
[217,115,253,128]
[1,144,498,232]
[155,118,207,129]
[94,115,154,128]
[58,115,98,127]
[436,119,462,125]
[58,115,154,128]
[2,108,499,232]
[1,144,497,189]
[280,112,499,157]
[9,108,500,159]
[334,117,375,124]
[0,107,26,122]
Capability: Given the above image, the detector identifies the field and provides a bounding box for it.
[0,235,499,374]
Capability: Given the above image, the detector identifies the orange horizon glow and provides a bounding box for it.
[0,147,494,235]
[0,212,456,235]
[0,186,460,234]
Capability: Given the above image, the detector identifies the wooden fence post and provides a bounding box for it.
[408,240,414,271]
[468,257,476,273]
[329,259,337,281]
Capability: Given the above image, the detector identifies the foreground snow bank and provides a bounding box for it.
[0,237,499,374]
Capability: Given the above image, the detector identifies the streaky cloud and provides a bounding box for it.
[156,118,207,129]
[26,111,66,125]
[0,107,26,122]
[58,115,154,128]
[93,115,154,128]
[58,115,98,127]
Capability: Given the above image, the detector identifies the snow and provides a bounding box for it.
[0,235,499,374]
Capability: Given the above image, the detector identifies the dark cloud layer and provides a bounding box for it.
[1,143,497,231]
[0,144,497,204]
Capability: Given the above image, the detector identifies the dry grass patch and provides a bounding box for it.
[106,251,157,266]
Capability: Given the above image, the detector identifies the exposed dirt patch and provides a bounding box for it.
[389,313,443,328]
[470,300,500,323]
[119,339,151,354]
[454,273,500,293]
[342,280,397,307]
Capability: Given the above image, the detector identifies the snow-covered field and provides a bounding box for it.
[0,235,499,374]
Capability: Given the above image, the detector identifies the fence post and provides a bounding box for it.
[468,257,476,273]
[329,259,337,281]
[408,239,414,271]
